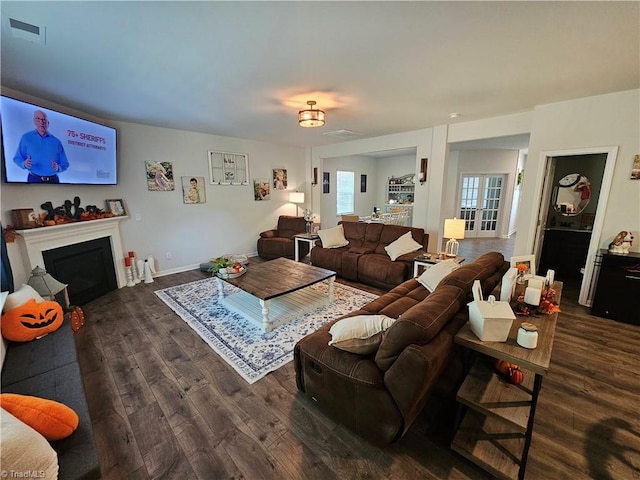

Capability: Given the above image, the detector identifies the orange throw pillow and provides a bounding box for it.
[0,393,79,441]
[1,299,64,342]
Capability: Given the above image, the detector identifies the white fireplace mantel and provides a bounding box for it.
[16,216,128,288]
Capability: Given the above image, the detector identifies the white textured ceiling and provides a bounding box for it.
[1,1,638,148]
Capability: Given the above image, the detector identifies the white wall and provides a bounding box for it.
[320,155,379,226]
[5,88,637,289]
[317,153,414,228]
[313,129,437,248]
[515,89,640,255]
[508,151,527,236]
[2,89,305,286]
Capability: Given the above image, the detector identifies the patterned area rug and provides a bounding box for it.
[155,277,377,384]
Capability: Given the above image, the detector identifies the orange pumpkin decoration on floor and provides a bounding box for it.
[1,298,64,342]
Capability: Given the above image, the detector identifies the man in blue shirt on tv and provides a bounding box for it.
[13,110,69,183]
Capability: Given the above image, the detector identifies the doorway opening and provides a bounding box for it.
[458,173,507,238]
[533,146,618,305]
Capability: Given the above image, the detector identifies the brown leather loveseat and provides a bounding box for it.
[294,252,509,445]
[310,221,429,290]
[257,215,308,260]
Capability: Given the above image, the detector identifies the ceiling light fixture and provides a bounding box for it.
[298,101,325,128]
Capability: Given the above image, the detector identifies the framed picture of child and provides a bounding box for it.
[273,169,287,190]
[181,176,206,204]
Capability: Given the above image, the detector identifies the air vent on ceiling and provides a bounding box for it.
[322,129,361,139]
[7,18,46,44]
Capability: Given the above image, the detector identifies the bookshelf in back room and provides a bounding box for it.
[384,174,414,225]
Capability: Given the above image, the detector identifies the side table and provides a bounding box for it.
[294,234,319,262]
[413,253,464,277]
[451,281,563,480]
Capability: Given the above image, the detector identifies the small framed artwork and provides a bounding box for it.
[631,154,640,180]
[510,255,536,278]
[273,169,287,190]
[253,178,270,200]
[145,161,175,191]
[323,172,330,194]
[106,199,126,217]
[360,174,367,193]
[182,176,206,204]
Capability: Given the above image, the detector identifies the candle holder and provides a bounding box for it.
[125,265,136,287]
[135,259,144,284]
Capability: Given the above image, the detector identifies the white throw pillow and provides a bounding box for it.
[3,284,44,313]
[384,231,422,261]
[318,224,349,249]
[328,314,396,355]
[0,408,59,479]
[417,259,460,292]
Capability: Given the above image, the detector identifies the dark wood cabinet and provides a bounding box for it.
[591,250,640,324]
[538,229,592,280]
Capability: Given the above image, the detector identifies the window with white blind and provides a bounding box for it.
[336,170,355,215]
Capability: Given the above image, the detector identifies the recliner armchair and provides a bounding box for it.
[257,215,309,260]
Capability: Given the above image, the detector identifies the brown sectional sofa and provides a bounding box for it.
[310,221,429,290]
[294,252,509,446]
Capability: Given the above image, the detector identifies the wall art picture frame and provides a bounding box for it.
[145,161,175,191]
[323,172,330,194]
[273,169,287,190]
[106,199,126,216]
[360,174,367,193]
[181,176,206,204]
[208,150,249,185]
[631,154,640,180]
[510,254,536,278]
[253,178,271,201]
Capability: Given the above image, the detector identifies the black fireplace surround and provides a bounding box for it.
[43,236,117,306]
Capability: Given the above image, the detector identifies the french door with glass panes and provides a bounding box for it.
[458,174,505,238]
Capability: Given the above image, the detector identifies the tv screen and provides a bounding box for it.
[1,95,117,185]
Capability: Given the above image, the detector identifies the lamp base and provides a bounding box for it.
[445,238,459,257]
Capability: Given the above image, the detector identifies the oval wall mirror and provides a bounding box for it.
[553,173,591,216]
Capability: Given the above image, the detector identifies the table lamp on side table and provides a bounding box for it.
[444,218,465,257]
[289,191,305,216]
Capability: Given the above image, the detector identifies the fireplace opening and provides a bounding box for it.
[43,236,118,306]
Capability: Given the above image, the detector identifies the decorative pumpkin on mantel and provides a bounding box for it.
[1,284,64,342]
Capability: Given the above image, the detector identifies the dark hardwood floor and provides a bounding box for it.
[74,246,640,480]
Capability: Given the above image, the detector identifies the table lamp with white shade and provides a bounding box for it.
[289,191,305,216]
[444,218,465,257]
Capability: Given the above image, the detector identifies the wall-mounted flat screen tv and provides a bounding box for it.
[1,95,117,185]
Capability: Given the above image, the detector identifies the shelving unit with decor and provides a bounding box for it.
[452,282,562,480]
[384,174,414,225]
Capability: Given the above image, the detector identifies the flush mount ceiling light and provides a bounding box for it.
[298,101,325,128]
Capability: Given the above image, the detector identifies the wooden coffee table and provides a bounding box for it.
[215,257,336,332]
